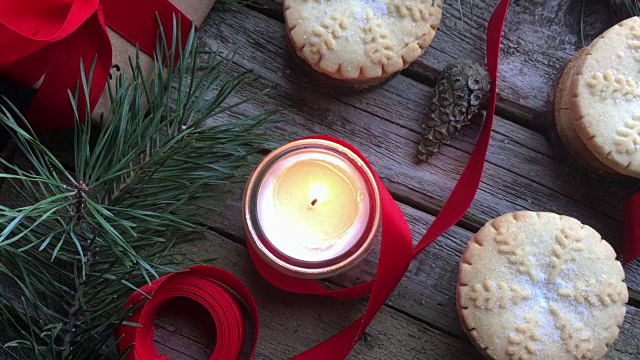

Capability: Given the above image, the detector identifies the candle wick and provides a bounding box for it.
[311,198,318,206]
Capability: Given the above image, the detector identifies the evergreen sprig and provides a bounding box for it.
[432,0,474,20]
[0,17,275,359]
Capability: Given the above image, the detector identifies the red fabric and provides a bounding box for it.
[116,266,259,360]
[625,193,640,265]
[24,10,111,130]
[102,0,194,65]
[0,0,98,67]
[0,0,193,130]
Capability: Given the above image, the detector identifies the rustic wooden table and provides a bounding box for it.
[1,1,639,359]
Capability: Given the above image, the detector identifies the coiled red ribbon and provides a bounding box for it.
[116,266,259,360]
[116,1,512,359]
[0,0,192,130]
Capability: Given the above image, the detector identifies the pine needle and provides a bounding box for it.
[434,0,474,20]
[0,17,275,359]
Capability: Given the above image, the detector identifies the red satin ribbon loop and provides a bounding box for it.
[0,0,193,130]
[23,10,112,131]
[103,0,194,64]
[625,193,640,265]
[116,265,259,360]
[0,0,98,67]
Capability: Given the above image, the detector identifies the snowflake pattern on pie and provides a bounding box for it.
[628,23,640,60]
[284,0,442,79]
[571,16,640,176]
[387,1,432,21]
[458,212,628,360]
[305,13,349,59]
[614,115,640,155]
[585,71,640,101]
[507,312,541,360]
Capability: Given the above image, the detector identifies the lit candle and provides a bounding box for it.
[243,139,381,278]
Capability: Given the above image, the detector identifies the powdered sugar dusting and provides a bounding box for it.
[362,0,389,19]
[305,0,392,42]
[460,214,627,359]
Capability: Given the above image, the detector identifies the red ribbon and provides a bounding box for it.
[626,194,640,265]
[0,0,192,130]
[116,266,259,360]
[118,1,511,358]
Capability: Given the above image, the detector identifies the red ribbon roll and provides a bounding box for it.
[0,0,193,130]
[118,1,512,359]
[116,266,259,360]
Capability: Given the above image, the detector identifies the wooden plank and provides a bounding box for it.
[198,5,640,278]
[153,298,217,359]
[242,0,614,129]
[151,232,483,359]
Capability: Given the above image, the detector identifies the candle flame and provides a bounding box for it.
[309,182,329,206]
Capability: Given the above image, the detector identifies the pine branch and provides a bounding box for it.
[0,17,275,359]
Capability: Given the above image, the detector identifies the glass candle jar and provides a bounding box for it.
[243,138,381,279]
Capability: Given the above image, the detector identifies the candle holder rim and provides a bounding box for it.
[242,138,382,279]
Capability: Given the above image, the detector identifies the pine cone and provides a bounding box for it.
[417,63,492,162]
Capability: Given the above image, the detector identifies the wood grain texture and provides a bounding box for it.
[245,0,614,129]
